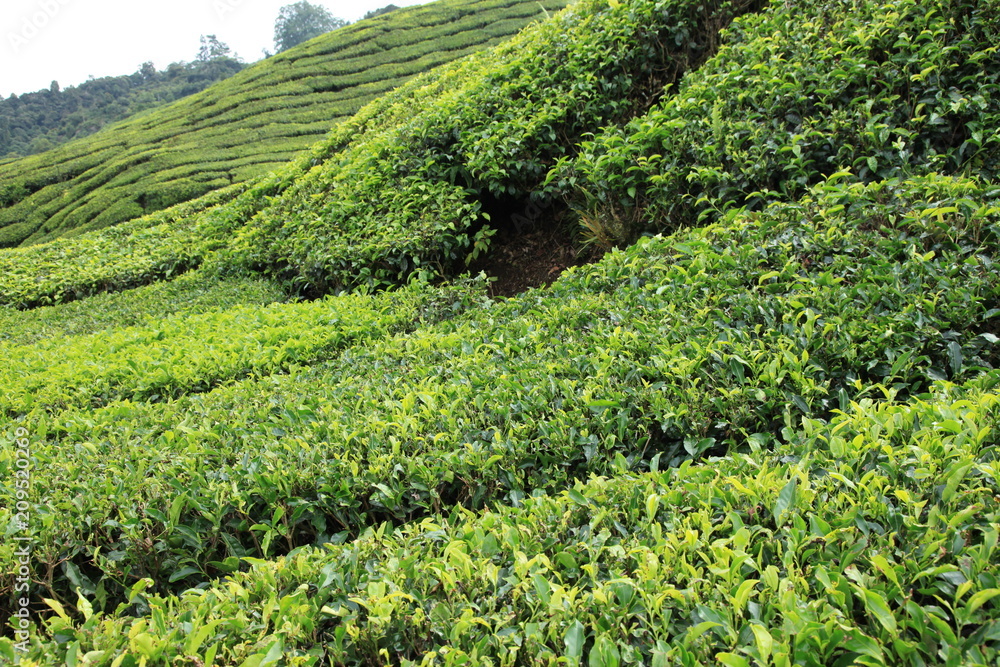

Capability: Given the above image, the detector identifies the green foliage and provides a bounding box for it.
[0,0,577,308]
[3,176,999,646]
[0,0,565,246]
[0,280,475,418]
[274,1,349,53]
[364,4,401,20]
[16,376,999,665]
[0,269,287,347]
[222,0,761,293]
[0,58,244,161]
[197,35,237,63]
[0,181,261,308]
[555,0,1000,245]
[1,0,999,660]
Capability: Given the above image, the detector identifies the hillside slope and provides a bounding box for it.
[4,174,1000,664]
[1,0,994,312]
[0,0,763,308]
[1,0,999,663]
[0,0,565,247]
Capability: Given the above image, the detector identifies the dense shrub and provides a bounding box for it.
[12,375,997,664]
[553,0,1000,245]
[3,176,998,637]
[1,0,998,660]
[222,0,762,293]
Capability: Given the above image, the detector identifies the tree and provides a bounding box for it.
[0,118,11,156]
[138,61,157,81]
[198,34,235,61]
[273,2,347,53]
[363,4,400,20]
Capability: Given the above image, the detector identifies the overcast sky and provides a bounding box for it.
[1,0,428,97]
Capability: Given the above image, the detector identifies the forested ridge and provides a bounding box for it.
[0,56,244,160]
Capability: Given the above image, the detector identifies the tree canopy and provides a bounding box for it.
[364,3,401,19]
[273,2,348,53]
[197,34,236,62]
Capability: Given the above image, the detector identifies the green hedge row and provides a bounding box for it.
[0,270,287,348]
[3,175,997,624]
[10,373,997,665]
[0,281,472,419]
[0,180,261,308]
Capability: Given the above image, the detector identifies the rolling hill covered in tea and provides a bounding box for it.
[1,0,999,663]
[0,0,565,247]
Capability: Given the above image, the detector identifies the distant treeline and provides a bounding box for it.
[0,57,245,159]
[364,3,400,19]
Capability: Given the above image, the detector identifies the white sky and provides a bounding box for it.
[1,0,429,97]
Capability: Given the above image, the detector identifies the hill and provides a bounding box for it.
[0,0,566,247]
[0,55,244,160]
[0,0,761,308]
[1,0,999,663]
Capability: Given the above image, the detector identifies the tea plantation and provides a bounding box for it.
[0,0,566,248]
[1,0,999,663]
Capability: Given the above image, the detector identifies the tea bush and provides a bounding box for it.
[0,270,287,347]
[0,280,471,419]
[555,0,1000,245]
[0,0,761,308]
[9,354,999,664]
[1,0,999,660]
[3,175,998,635]
[0,186,246,309]
[221,0,762,293]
